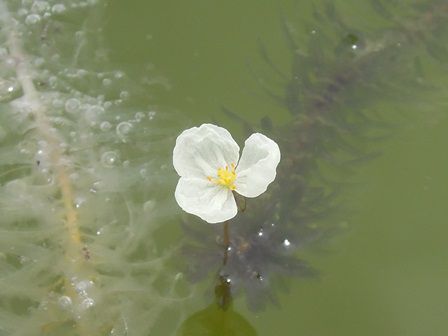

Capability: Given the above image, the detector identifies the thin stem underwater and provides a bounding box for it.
[222,221,230,266]
[215,220,233,310]
[1,2,94,333]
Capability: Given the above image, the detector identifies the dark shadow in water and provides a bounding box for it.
[178,272,257,336]
[179,0,448,312]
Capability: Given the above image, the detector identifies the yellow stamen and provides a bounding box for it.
[208,163,237,190]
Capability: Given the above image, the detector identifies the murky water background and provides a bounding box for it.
[1,0,448,335]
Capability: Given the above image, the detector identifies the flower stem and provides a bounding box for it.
[233,191,246,212]
[216,220,232,310]
[222,221,230,266]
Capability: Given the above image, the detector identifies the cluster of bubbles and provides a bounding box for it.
[0,45,22,102]
[0,1,190,335]
[14,0,100,27]
[39,277,96,320]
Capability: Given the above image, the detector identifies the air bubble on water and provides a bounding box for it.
[89,181,101,194]
[35,147,49,168]
[101,151,120,168]
[84,105,103,125]
[100,121,112,131]
[116,121,132,141]
[50,117,66,126]
[58,296,72,309]
[0,79,21,103]
[25,14,41,25]
[33,57,45,67]
[4,57,16,68]
[52,3,66,14]
[19,255,30,264]
[74,196,85,209]
[39,299,49,311]
[139,168,147,179]
[77,69,88,77]
[119,90,129,100]
[103,101,113,109]
[282,238,291,248]
[102,78,112,86]
[148,111,156,120]
[75,279,94,294]
[143,200,155,212]
[134,111,145,122]
[122,160,130,167]
[92,181,102,191]
[31,1,50,14]
[114,71,124,79]
[90,105,105,115]
[20,148,29,155]
[65,98,80,113]
[79,298,95,310]
[48,76,57,87]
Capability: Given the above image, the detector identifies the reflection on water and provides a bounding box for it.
[178,276,257,336]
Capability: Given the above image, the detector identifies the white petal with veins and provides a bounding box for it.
[173,124,240,178]
[235,133,281,198]
[175,177,238,223]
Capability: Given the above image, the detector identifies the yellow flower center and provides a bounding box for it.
[208,163,237,190]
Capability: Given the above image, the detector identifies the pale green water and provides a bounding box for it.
[1,0,448,335]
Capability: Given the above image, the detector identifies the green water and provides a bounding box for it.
[1,0,448,335]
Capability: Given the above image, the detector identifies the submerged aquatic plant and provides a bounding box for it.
[1,0,448,333]
[180,0,448,312]
[0,1,194,335]
[173,123,280,223]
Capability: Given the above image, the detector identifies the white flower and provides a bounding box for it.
[173,123,281,224]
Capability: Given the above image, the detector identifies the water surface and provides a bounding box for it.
[1,0,448,335]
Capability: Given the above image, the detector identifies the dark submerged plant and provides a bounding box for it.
[180,0,448,311]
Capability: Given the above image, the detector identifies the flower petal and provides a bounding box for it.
[173,124,240,178]
[175,177,238,223]
[235,133,281,198]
